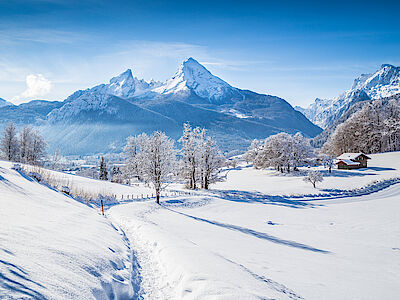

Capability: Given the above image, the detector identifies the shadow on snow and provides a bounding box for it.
[210,190,318,208]
[161,205,330,254]
[0,258,46,299]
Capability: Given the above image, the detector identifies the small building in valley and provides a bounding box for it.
[336,153,371,169]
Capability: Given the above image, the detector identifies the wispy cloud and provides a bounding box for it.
[0,28,89,46]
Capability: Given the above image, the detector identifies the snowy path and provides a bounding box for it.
[108,183,400,299]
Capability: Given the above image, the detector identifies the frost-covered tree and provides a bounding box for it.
[320,154,335,173]
[99,157,108,180]
[123,135,142,180]
[179,123,203,189]
[251,132,315,172]
[0,122,19,161]
[322,98,400,155]
[133,131,176,203]
[243,139,263,165]
[29,130,47,165]
[199,135,225,189]
[292,132,314,170]
[303,170,323,188]
[19,126,33,163]
[18,126,47,165]
[179,123,225,189]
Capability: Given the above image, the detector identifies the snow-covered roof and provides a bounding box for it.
[336,159,360,166]
[337,153,371,160]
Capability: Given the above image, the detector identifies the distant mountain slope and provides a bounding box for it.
[0,100,62,126]
[312,93,400,148]
[0,97,14,108]
[298,64,400,129]
[0,58,321,155]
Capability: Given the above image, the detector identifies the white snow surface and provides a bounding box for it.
[0,161,137,299]
[2,151,400,299]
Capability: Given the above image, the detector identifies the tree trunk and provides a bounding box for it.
[156,191,160,204]
[312,182,316,188]
[101,199,104,216]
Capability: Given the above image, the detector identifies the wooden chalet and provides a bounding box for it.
[336,153,371,169]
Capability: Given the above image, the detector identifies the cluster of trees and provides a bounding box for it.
[323,98,400,155]
[244,132,314,173]
[179,123,225,189]
[124,124,225,203]
[0,122,47,165]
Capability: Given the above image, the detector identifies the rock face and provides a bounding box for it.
[0,58,321,155]
[298,64,400,129]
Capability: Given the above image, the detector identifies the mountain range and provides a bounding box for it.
[0,58,321,155]
[297,64,400,129]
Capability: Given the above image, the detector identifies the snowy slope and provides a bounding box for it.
[0,161,138,299]
[107,151,400,299]
[299,64,400,128]
[2,152,400,299]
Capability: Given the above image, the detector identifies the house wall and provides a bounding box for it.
[337,162,360,170]
[354,156,368,168]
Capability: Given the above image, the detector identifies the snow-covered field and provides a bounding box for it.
[1,152,400,299]
[0,161,138,299]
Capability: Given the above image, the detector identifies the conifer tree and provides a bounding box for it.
[99,157,108,180]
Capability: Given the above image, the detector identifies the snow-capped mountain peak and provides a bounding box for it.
[299,64,400,128]
[154,57,236,101]
[351,63,400,98]
[107,69,151,98]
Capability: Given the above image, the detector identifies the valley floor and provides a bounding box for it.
[1,152,400,299]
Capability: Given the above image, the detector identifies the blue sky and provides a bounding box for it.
[1,0,399,106]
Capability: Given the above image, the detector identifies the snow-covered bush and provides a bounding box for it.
[303,170,323,188]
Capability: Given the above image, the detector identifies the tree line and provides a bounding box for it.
[322,97,400,155]
[109,123,226,203]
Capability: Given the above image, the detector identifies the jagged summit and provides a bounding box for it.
[299,64,400,128]
[154,57,238,102]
